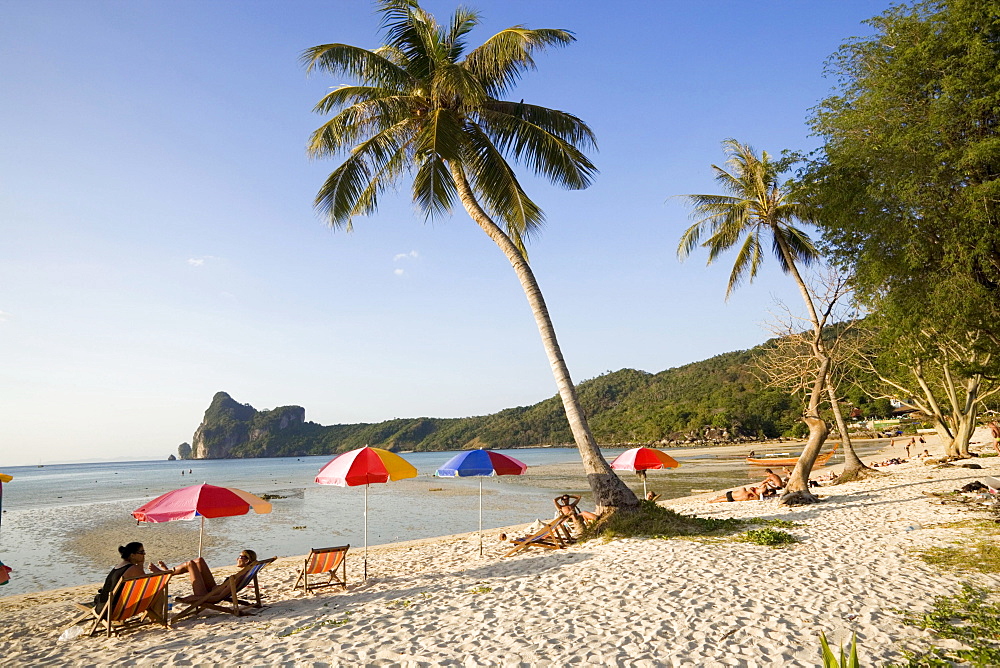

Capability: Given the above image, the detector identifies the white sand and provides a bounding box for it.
[3,433,1000,666]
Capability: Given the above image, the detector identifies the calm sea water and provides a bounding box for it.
[0,443,885,596]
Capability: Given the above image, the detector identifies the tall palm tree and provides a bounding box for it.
[302,0,638,512]
[677,139,830,503]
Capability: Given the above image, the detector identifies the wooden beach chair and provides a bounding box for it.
[171,557,276,623]
[503,516,574,558]
[293,545,349,594]
[70,571,172,637]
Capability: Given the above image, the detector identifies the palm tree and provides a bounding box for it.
[677,139,830,503]
[302,0,638,512]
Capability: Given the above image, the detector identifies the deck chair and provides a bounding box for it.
[503,515,574,557]
[171,556,276,623]
[293,545,349,594]
[70,571,172,637]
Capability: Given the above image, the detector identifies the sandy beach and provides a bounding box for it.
[3,434,999,666]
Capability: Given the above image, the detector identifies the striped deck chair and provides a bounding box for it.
[503,515,574,558]
[171,557,276,623]
[293,545,349,594]
[71,571,172,637]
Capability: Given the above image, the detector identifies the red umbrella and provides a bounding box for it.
[610,447,681,498]
[315,446,417,579]
[132,483,272,557]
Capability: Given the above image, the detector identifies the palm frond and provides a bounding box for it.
[412,153,456,219]
[483,100,596,150]
[465,28,575,97]
[432,62,487,108]
[725,232,764,299]
[314,119,419,227]
[475,106,596,189]
[307,96,417,158]
[312,86,409,115]
[444,7,480,61]
[463,121,544,248]
[410,109,465,217]
[380,0,443,80]
[300,44,410,90]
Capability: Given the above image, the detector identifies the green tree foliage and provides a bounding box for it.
[177,443,192,460]
[806,0,1000,356]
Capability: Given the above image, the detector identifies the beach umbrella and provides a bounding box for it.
[314,446,418,580]
[610,447,680,498]
[132,483,272,558]
[436,450,528,557]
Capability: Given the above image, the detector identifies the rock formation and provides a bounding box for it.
[190,392,306,459]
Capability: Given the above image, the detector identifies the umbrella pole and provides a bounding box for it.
[640,470,647,499]
[364,484,369,581]
[198,516,205,558]
[479,478,483,558]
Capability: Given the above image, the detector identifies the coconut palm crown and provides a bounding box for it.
[677,139,819,299]
[302,0,596,254]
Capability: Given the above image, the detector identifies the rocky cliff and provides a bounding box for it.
[191,391,306,459]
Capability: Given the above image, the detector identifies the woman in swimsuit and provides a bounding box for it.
[161,549,257,597]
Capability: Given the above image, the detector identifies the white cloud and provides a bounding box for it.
[187,255,220,267]
[393,250,419,261]
[394,268,405,276]
[0,310,10,322]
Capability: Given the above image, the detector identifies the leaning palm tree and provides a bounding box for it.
[302,0,638,512]
[677,139,829,504]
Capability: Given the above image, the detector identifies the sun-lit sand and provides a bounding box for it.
[3,432,1000,666]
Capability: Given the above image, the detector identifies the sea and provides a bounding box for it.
[0,442,888,597]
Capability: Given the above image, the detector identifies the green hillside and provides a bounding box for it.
[189,338,855,459]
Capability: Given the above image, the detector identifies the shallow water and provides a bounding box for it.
[0,441,887,596]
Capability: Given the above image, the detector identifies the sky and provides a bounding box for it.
[0,0,891,466]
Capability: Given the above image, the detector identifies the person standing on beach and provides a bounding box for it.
[989,422,1000,456]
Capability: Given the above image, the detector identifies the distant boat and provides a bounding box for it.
[746,443,839,467]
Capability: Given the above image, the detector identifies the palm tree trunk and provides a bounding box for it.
[771,228,831,503]
[450,165,638,513]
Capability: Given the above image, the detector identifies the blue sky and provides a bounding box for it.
[0,0,889,465]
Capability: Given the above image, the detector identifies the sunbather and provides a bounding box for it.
[709,486,762,503]
[761,468,783,491]
[162,549,256,597]
[554,494,597,523]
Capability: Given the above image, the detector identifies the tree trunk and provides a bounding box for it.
[782,356,830,504]
[449,165,639,513]
[826,376,873,481]
[770,226,829,504]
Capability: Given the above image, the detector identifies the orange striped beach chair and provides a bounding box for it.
[71,571,172,637]
[293,545,349,594]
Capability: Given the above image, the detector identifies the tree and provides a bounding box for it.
[805,0,1000,375]
[678,139,828,504]
[302,0,637,512]
[755,269,875,482]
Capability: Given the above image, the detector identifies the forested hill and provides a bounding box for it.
[186,344,822,460]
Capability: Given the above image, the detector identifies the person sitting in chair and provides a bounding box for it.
[554,494,597,533]
[161,549,256,598]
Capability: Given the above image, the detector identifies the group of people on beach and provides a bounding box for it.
[708,467,789,503]
[94,542,257,613]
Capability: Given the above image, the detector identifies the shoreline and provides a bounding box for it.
[7,433,1000,664]
[0,436,890,604]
